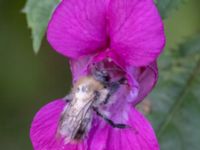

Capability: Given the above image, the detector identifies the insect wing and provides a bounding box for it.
[57,100,93,142]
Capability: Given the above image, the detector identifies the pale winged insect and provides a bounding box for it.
[57,69,129,143]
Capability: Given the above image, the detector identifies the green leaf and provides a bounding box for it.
[155,0,188,19]
[23,0,60,53]
[148,35,200,150]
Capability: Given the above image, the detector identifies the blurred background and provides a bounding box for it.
[0,0,200,149]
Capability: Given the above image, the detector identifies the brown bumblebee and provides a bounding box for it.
[57,70,128,143]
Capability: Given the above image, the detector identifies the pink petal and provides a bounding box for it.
[30,100,159,150]
[30,99,85,150]
[128,107,160,150]
[69,53,158,104]
[90,106,159,150]
[69,55,94,83]
[127,62,158,105]
[47,0,108,58]
[137,62,158,104]
[30,100,64,150]
[109,0,165,66]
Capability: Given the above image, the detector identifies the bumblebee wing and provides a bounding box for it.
[57,100,93,141]
[72,110,92,140]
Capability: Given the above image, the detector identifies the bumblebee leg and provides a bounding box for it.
[93,107,130,129]
[104,78,126,104]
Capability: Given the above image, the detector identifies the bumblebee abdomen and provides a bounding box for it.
[73,127,86,140]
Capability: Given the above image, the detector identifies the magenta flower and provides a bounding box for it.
[30,0,165,150]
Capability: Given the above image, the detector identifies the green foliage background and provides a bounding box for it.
[0,0,200,149]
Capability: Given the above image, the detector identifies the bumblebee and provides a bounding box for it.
[57,70,128,143]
